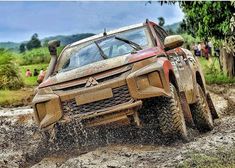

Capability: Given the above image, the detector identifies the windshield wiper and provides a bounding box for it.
[94,41,108,59]
[115,36,142,51]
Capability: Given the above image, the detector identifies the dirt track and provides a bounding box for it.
[0,85,234,168]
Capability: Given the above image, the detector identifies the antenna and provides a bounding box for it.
[103,28,107,36]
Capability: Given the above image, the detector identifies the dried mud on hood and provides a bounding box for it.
[0,85,235,168]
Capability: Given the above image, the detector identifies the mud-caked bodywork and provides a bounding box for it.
[32,20,218,139]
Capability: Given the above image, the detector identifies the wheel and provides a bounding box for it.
[157,83,188,140]
[190,84,214,132]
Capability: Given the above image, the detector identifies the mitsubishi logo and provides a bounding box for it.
[85,77,98,87]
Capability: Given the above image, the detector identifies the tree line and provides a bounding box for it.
[19,33,42,53]
[153,1,235,77]
[179,1,235,77]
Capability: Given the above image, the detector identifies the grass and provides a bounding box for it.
[177,147,235,168]
[198,57,235,84]
[0,63,47,106]
[0,89,34,106]
[20,63,48,86]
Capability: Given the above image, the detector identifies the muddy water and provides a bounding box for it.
[0,86,234,168]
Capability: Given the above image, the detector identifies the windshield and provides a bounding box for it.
[59,27,149,72]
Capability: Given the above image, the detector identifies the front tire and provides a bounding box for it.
[157,83,188,140]
[190,84,214,132]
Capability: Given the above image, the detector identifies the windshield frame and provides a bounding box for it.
[55,25,153,73]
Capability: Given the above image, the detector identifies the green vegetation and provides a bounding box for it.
[180,1,234,39]
[0,42,20,51]
[0,89,33,106]
[181,33,199,49]
[0,49,23,90]
[164,22,181,33]
[19,47,50,65]
[180,1,235,77]
[25,33,41,50]
[21,63,48,86]
[177,147,235,168]
[198,57,235,84]
[0,47,49,106]
[19,43,26,53]
[18,46,65,65]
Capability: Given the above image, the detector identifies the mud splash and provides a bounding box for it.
[0,85,234,168]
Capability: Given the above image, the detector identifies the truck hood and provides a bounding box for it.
[39,47,161,88]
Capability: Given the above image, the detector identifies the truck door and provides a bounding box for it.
[151,25,194,103]
[170,49,195,103]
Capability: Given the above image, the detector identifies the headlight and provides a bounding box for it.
[136,75,149,90]
[136,72,163,90]
[148,72,163,88]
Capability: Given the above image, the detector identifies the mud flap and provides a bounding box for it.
[179,92,194,127]
[206,93,219,119]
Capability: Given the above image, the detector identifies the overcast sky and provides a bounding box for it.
[0,1,184,42]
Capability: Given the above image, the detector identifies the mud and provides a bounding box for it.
[0,85,234,168]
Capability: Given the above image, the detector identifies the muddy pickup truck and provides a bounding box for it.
[32,20,218,140]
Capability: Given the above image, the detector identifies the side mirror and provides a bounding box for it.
[164,35,184,51]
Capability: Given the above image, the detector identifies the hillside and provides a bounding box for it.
[41,33,95,46]
[0,42,20,51]
[164,22,181,32]
[0,33,95,51]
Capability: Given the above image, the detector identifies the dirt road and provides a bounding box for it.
[0,85,234,168]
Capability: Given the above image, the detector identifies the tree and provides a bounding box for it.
[167,28,175,35]
[43,39,49,47]
[158,17,165,27]
[26,33,41,50]
[176,21,187,34]
[180,1,235,77]
[180,2,233,39]
[0,49,23,89]
[19,43,26,53]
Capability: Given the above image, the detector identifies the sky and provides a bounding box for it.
[0,1,184,42]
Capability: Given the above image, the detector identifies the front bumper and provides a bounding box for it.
[32,67,170,129]
[60,100,143,128]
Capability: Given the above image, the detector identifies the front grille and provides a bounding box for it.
[60,73,122,92]
[61,83,86,91]
[61,85,132,115]
[97,73,122,83]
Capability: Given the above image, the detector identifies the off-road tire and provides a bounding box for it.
[190,84,214,132]
[157,83,187,140]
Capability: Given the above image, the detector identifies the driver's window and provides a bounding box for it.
[98,38,133,58]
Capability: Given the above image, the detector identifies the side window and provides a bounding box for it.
[153,25,168,44]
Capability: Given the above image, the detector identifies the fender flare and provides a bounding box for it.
[126,58,177,99]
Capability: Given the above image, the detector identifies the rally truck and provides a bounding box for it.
[32,20,218,140]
